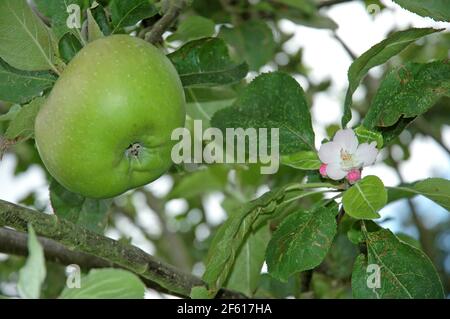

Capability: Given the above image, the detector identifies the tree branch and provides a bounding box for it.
[145,0,185,44]
[0,199,245,299]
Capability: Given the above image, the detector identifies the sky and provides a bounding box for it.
[0,0,449,297]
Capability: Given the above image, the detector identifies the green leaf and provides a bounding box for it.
[0,0,58,72]
[168,38,248,87]
[396,233,421,249]
[342,175,387,220]
[90,3,112,36]
[274,1,338,30]
[168,166,228,199]
[392,0,450,22]
[278,7,337,30]
[341,28,442,127]
[190,286,211,299]
[354,126,383,148]
[60,268,146,299]
[49,179,111,233]
[0,104,21,122]
[281,151,321,170]
[168,16,215,42]
[18,225,46,299]
[351,226,444,298]
[363,61,450,133]
[185,87,236,125]
[388,178,450,212]
[110,0,158,33]
[203,187,288,294]
[0,59,56,104]
[225,224,270,296]
[86,8,104,42]
[325,233,359,279]
[266,205,338,281]
[34,0,86,40]
[211,72,315,155]
[5,97,44,140]
[254,273,300,298]
[219,20,276,71]
[58,33,83,63]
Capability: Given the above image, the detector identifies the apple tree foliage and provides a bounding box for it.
[0,0,449,299]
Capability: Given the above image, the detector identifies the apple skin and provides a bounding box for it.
[35,35,185,198]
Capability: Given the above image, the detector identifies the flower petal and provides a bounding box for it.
[333,128,358,153]
[318,141,341,164]
[355,141,378,166]
[326,163,347,180]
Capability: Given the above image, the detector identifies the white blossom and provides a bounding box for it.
[318,128,378,182]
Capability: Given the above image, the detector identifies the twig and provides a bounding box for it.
[145,0,186,44]
[0,199,245,299]
[333,32,357,61]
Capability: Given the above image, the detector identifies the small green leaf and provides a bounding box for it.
[0,59,56,104]
[49,179,111,233]
[219,20,276,71]
[342,175,387,220]
[341,28,442,127]
[351,226,444,299]
[392,0,450,22]
[110,0,158,33]
[266,205,338,281]
[60,268,146,299]
[363,61,450,140]
[168,16,215,42]
[18,225,46,299]
[281,151,321,170]
[211,72,315,155]
[87,8,104,42]
[58,33,83,64]
[5,97,44,140]
[0,0,58,72]
[225,224,270,296]
[388,178,450,212]
[168,37,248,87]
[354,126,383,148]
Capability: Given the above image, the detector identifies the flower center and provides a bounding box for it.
[340,149,357,170]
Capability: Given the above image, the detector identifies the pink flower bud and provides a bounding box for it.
[346,169,361,184]
[319,163,328,177]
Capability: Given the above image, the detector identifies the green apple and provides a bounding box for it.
[35,35,185,198]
